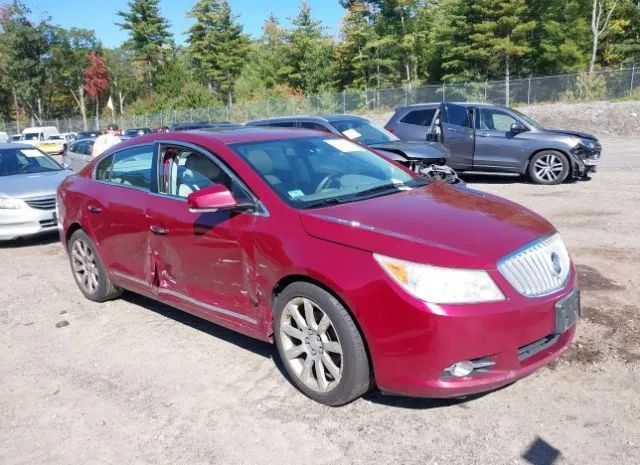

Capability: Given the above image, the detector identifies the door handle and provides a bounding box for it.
[87,205,102,214]
[477,132,489,137]
[149,225,169,235]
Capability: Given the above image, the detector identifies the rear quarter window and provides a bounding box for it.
[400,109,436,126]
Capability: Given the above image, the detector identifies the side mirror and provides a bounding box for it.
[510,123,527,133]
[187,184,254,213]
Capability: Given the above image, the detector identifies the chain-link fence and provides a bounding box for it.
[2,66,639,135]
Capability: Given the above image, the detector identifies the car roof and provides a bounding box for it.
[247,114,368,125]
[398,102,503,110]
[0,142,37,150]
[107,127,333,150]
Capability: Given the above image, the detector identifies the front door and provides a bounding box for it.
[473,107,531,171]
[84,145,155,289]
[439,103,475,170]
[145,142,259,325]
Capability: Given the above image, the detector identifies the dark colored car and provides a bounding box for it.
[124,127,152,138]
[58,128,578,405]
[385,103,601,185]
[245,115,454,178]
[76,131,101,140]
[170,121,243,131]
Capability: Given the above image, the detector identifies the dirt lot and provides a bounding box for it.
[1,137,639,465]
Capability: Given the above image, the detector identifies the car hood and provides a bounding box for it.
[298,182,554,269]
[368,141,450,161]
[0,170,71,199]
[543,128,597,141]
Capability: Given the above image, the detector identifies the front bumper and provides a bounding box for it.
[0,206,58,241]
[570,143,601,179]
[359,272,578,398]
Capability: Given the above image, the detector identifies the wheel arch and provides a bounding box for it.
[271,274,376,382]
[65,222,84,247]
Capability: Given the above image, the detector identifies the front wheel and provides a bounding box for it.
[273,282,371,406]
[528,151,570,185]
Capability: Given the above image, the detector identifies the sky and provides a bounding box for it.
[23,0,346,48]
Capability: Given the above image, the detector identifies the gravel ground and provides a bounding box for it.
[1,137,639,465]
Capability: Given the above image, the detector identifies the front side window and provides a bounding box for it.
[0,148,62,176]
[158,144,252,202]
[478,108,519,131]
[330,119,398,145]
[109,146,154,189]
[300,122,331,132]
[231,136,425,209]
[21,132,41,141]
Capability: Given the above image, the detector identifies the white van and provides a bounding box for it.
[20,126,59,145]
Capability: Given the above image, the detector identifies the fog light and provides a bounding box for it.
[446,361,475,378]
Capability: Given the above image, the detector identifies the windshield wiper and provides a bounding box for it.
[300,197,347,209]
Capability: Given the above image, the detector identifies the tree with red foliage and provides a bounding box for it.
[83,51,110,128]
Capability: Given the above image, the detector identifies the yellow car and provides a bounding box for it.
[37,133,76,155]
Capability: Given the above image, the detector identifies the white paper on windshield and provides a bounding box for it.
[21,149,45,158]
[341,128,361,140]
[323,138,363,153]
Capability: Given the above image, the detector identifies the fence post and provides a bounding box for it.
[630,64,636,99]
[342,91,346,113]
[442,83,445,101]
[527,75,532,105]
[484,79,488,102]
[207,106,211,122]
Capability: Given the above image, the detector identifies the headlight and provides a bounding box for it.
[576,138,596,150]
[0,198,25,209]
[374,254,505,304]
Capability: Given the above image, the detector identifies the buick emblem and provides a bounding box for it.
[550,252,562,276]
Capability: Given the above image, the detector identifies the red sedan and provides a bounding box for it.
[57,128,579,405]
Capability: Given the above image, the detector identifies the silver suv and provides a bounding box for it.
[385,102,601,185]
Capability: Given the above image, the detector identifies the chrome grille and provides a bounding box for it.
[24,195,56,210]
[498,233,571,297]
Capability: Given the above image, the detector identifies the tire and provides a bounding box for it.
[273,282,371,406]
[528,151,570,185]
[68,229,122,302]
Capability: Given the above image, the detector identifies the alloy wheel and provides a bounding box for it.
[71,238,99,294]
[534,154,564,182]
[279,297,343,393]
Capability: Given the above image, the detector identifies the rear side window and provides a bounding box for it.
[400,109,436,126]
[110,146,154,190]
[96,155,113,181]
[268,121,297,128]
[443,104,472,128]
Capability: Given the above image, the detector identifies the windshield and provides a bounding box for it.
[0,148,63,176]
[231,136,425,209]
[330,119,399,145]
[510,109,545,130]
[21,132,41,141]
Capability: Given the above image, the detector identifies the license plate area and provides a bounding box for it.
[555,289,580,335]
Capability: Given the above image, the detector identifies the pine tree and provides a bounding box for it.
[334,1,378,91]
[287,1,335,93]
[116,0,172,91]
[186,0,250,105]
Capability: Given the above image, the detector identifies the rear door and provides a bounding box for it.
[84,144,155,290]
[440,103,474,170]
[473,107,531,171]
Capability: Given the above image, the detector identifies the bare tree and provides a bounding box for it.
[590,0,619,73]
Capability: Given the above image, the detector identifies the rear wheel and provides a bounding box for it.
[273,282,371,406]
[528,151,570,185]
[68,230,122,302]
